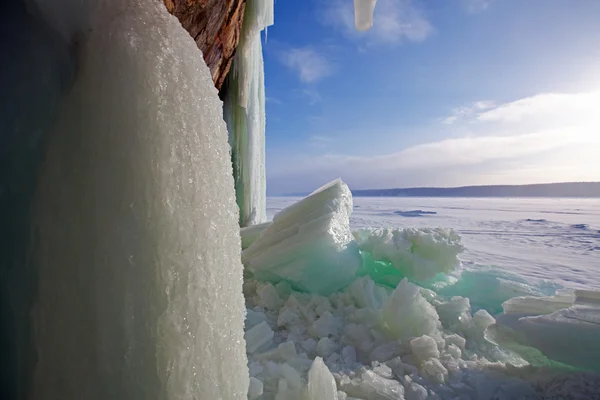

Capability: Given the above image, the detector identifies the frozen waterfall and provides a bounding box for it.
[223,0,274,227]
[2,0,249,398]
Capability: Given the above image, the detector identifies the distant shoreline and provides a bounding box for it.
[282,182,600,198]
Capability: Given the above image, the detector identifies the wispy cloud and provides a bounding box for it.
[280,47,332,83]
[269,90,600,193]
[461,0,494,14]
[441,100,495,124]
[318,0,433,45]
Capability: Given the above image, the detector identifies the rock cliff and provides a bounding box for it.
[164,0,246,90]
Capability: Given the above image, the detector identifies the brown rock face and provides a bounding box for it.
[165,0,246,90]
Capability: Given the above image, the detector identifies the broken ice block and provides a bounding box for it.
[241,222,271,249]
[248,377,264,400]
[489,290,600,371]
[242,179,361,295]
[308,357,339,400]
[381,279,441,340]
[354,0,378,31]
[410,335,440,363]
[245,321,274,354]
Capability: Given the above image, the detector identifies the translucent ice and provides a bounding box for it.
[30,0,248,398]
[490,290,600,371]
[308,357,339,400]
[356,227,463,284]
[381,279,442,340]
[354,0,378,31]
[223,0,274,226]
[243,179,361,295]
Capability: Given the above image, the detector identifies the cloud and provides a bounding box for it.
[441,100,495,124]
[269,90,600,193]
[461,0,494,14]
[318,0,433,45]
[280,47,332,83]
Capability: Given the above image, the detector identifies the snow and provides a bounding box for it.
[30,0,248,398]
[243,179,361,295]
[223,0,274,226]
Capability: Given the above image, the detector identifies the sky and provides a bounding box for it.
[262,0,600,194]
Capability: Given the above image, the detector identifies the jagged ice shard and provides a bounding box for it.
[18,0,248,398]
[223,0,274,227]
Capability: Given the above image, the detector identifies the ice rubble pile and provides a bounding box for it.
[243,179,465,295]
[243,178,600,399]
[355,228,464,285]
[243,274,543,400]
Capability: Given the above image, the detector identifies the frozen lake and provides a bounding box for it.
[268,197,600,290]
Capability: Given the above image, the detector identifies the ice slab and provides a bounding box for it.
[241,221,271,249]
[354,0,378,31]
[490,290,600,371]
[243,179,361,295]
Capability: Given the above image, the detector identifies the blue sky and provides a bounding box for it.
[262,0,600,194]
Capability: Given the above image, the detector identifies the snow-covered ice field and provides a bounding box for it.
[268,197,600,291]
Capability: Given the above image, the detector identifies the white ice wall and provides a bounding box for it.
[31,1,248,398]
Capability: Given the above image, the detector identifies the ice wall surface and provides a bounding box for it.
[223,0,274,227]
[243,179,361,295]
[29,0,248,398]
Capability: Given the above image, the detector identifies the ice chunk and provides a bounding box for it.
[257,282,283,310]
[444,334,466,351]
[502,290,575,315]
[473,309,495,332]
[317,337,338,359]
[421,358,448,384]
[243,179,361,295]
[381,279,442,339]
[446,344,462,359]
[490,290,600,370]
[354,0,378,31]
[410,335,440,363]
[246,321,274,354]
[341,370,404,400]
[356,227,463,283]
[436,296,471,329]
[241,222,271,249]
[342,346,358,365]
[404,376,428,400]
[308,357,339,400]
[246,308,267,330]
[438,269,543,314]
[256,341,298,362]
[490,304,600,371]
[310,311,344,338]
[248,377,264,399]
